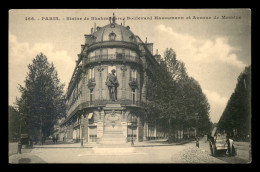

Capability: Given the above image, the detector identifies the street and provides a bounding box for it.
[196,137,250,164]
[8,138,251,164]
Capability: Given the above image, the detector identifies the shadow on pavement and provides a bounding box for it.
[9,154,47,164]
[18,158,31,163]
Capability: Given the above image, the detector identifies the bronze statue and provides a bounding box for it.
[106,69,119,101]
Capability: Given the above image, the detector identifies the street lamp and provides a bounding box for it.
[130,114,136,146]
[39,107,44,145]
[81,116,84,148]
[17,112,23,154]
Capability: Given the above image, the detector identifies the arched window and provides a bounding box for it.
[90,89,94,104]
[130,68,137,81]
[131,88,136,104]
[89,51,95,61]
[88,68,95,81]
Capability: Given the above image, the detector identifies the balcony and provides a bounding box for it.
[87,78,96,89]
[129,78,138,89]
[84,54,142,65]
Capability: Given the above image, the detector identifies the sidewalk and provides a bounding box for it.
[33,142,96,148]
[133,138,195,147]
[31,139,195,148]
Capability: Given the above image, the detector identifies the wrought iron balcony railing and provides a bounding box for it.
[84,54,142,64]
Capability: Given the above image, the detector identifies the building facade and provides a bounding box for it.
[60,14,163,144]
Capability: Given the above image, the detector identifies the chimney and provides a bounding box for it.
[94,23,96,32]
[123,18,125,26]
[91,27,93,34]
[81,45,85,51]
[145,37,147,44]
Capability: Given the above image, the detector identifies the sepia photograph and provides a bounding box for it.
[8,9,251,164]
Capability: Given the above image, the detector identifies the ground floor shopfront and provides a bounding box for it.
[60,104,163,144]
[60,104,198,144]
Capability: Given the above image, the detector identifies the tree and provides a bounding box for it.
[218,65,251,140]
[15,53,66,143]
[8,105,20,142]
[145,48,212,142]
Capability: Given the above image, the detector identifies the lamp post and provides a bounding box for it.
[39,107,44,145]
[81,116,84,148]
[131,114,134,146]
[17,112,23,154]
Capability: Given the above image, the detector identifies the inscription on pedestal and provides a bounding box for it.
[97,122,103,138]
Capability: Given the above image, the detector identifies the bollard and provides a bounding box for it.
[131,137,134,146]
[18,140,22,154]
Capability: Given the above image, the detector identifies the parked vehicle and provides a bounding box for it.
[209,127,236,156]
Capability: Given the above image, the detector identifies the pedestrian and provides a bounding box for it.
[196,137,199,148]
[226,135,231,156]
[41,135,44,145]
[55,135,58,144]
[52,135,55,144]
[17,139,22,154]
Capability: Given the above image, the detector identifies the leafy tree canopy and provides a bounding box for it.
[146,48,212,138]
[15,53,66,140]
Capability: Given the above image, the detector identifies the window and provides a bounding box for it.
[90,89,94,104]
[108,48,116,59]
[116,48,124,59]
[124,49,130,58]
[88,68,95,81]
[130,68,137,81]
[108,31,116,41]
[89,135,97,142]
[130,50,136,57]
[89,51,95,61]
[95,49,101,60]
[89,126,97,142]
[131,88,136,104]
[130,50,136,61]
[101,48,108,59]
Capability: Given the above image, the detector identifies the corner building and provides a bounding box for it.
[60,15,162,144]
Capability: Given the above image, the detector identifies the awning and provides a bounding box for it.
[88,113,93,119]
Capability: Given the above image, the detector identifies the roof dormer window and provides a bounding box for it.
[109,31,116,41]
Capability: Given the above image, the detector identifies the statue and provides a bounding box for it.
[106,69,119,101]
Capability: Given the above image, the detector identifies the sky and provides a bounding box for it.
[8,9,251,123]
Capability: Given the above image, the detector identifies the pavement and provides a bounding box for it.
[8,138,251,164]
